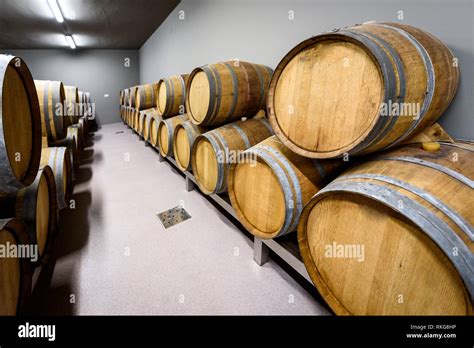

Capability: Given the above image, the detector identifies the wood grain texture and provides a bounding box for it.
[0,55,41,189]
[0,166,58,261]
[64,85,79,126]
[40,147,72,209]
[0,218,32,315]
[186,61,273,126]
[50,135,79,174]
[268,22,459,158]
[192,118,274,194]
[173,120,208,171]
[35,80,67,142]
[298,142,474,315]
[135,84,156,110]
[228,136,343,239]
[157,114,188,157]
[157,74,189,118]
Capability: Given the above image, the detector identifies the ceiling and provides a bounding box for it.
[0,0,180,49]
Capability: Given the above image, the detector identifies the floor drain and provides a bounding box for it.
[115,131,124,134]
[157,205,191,229]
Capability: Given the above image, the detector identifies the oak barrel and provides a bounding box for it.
[129,86,138,108]
[0,218,32,315]
[142,108,160,142]
[50,135,79,174]
[157,114,189,157]
[186,61,273,126]
[156,74,189,118]
[135,84,155,110]
[148,111,163,147]
[228,136,342,238]
[173,120,207,171]
[35,80,67,142]
[67,124,83,153]
[138,110,147,136]
[40,147,72,209]
[192,118,274,194]
[298,142,474,315]
[268,22,459,158]
[0,165,58,261]
[0,55,42,189]
[64,85,79,125]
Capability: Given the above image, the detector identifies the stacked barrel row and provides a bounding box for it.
[120,22,472,316]
[0,54,92,315]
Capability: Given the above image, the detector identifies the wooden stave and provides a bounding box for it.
[157,114,189,157]
[0,55,42,189]
[0,218,32,315]
[67,124,84,153]
[64,85,80,125]
[148,114,164,147]
[191,118,275,194]
[128,86,138,108]
[267,22,459,159]
[297,142,473,315]
[228,136,343,239]
[156,74,189,118]
[136,84,156,111]
[138,110,146,136]
[40,147,72,209]
[172,120,207,171]
[0,166,58,261]
[186,61,273,126]
[34,80,67,142]
[50,135,79,174]
[142,108,160,142]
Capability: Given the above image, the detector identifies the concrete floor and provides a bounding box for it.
[27,122,329,315]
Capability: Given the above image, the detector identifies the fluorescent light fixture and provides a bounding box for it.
[48,0,64,23]
[65,35,76,49]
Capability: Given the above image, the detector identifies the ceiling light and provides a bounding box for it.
[65,35,76,49]
[48,0,64,23]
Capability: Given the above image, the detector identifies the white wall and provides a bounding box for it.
[140,0,474,139]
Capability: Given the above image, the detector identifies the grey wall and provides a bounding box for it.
[3,49,139,125]
[140,0,474,139]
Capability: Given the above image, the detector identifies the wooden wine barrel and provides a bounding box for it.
[142,108,160,142]
[35,80,67,142]
[129,86,138,108]
[228,136,342,238]
[136,84,155,110]
[0,165,58,261]
[40,147,72,209]
[78,90,86,117]
[133,109,140,132]
[148,113,163,148]
[0,218,32,315]
[67,124,83,153]
[192,118,274,194]
[173,120,207,171]
[50,135,79,174]
[298,142,474,315]
[186,61,273,126]
[268,22,460,159]
[156,74,189,118]
[120,89,128,106]
[0,55,42,189]
[124,107,130,126]
[64,85,79,125]
[158,114,188,157]
[78,116,88,142]
[138,110,147,136]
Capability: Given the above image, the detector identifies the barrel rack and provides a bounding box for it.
[129,125,313,285]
